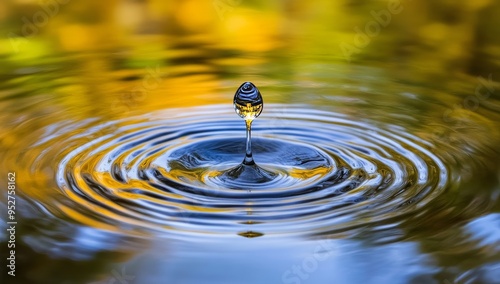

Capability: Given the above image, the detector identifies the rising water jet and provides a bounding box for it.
[219,82,277,185]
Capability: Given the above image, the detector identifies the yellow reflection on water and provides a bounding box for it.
[1,0,499,220]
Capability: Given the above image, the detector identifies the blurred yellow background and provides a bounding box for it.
[0,0,499,119]
[1,0,499,74]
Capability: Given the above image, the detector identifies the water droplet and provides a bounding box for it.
[234,82,263,120]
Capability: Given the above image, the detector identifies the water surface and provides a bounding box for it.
[1,1,500,283]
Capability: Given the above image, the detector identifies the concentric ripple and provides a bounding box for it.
[39,104,448,237]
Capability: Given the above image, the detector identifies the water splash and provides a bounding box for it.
[233,81,263,165]
[13,105,449,238]
[220,82,277,186]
